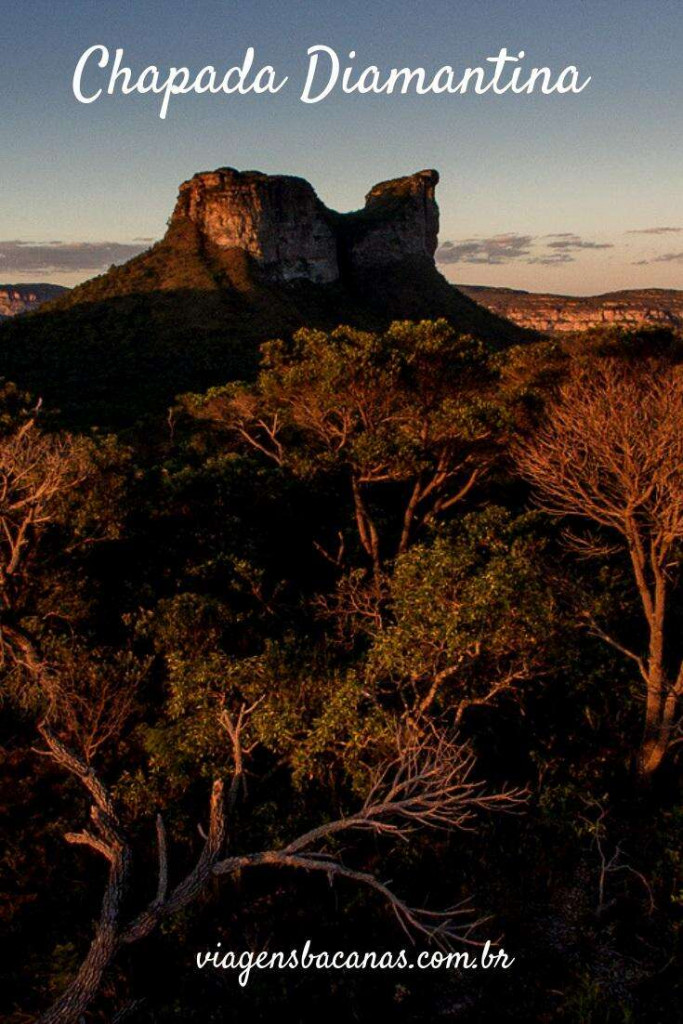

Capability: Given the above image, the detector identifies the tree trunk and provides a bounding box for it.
[631,546,673,781]
[350,474,381,581]
[636,730,669,779]
[637,682,680,778]
[37,847,127,1024]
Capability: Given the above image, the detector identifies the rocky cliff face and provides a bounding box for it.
[1,165,531,428]
[458,285,683,335]
[349,169,439,267]
[172,169,338,284]
[171,166,440,284]
[0,284,68,320]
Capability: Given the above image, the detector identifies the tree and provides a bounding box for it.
[37,639,142,764]
[0,417,90,674]
[515,358,683,779]
[366,508,563,726]
[34,710,524,1024]
[183,320,507,578]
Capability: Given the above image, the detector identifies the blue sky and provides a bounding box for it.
[1,0,681,293]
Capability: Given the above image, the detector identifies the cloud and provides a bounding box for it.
[437,231,614,267]
[526,253,575,265]
[436,234,534,265]
[634,248,683,264]
[634,251,683,265]
[626,226,682,235]
[0,239,150,275]
[545,234,613,252]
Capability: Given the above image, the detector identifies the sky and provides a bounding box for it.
[1,0,681,295]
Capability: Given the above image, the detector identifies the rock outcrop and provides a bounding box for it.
[348,169,440,268]
[170,166,440,284]
[0,284,68,320]
[0,165,532,428]
[172,169,338,284]
[457,285,683,335]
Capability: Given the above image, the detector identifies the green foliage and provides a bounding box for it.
[189,319,505,482]
[132,590,391,800]
[1,321,682,1022]
[184,320,558,570]
[367,507,564,717]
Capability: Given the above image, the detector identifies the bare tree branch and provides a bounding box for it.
[33,723,524,1024]
[515,359,683,777]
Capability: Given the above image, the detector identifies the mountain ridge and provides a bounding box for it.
[458,284,683,334]
[0,168,531,427]
[0,283,68,319]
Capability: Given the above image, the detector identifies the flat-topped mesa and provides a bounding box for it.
[170,166,440,284]
[172,168,338,284]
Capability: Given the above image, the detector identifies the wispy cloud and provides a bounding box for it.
[546,235,613,252]
[633,251,683,265]
[0,240,150,274]
[527,253,575,265]
[437,231,613,267]
[626,227,682,235]
[436,234,534,265]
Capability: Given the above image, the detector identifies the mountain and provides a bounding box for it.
[458,284,683,335]
[0,283,68,320]
[0,168,531,428]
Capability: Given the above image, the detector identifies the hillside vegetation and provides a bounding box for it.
[1,318,682,1023]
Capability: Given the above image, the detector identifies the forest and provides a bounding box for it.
[1,318,682,1022]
